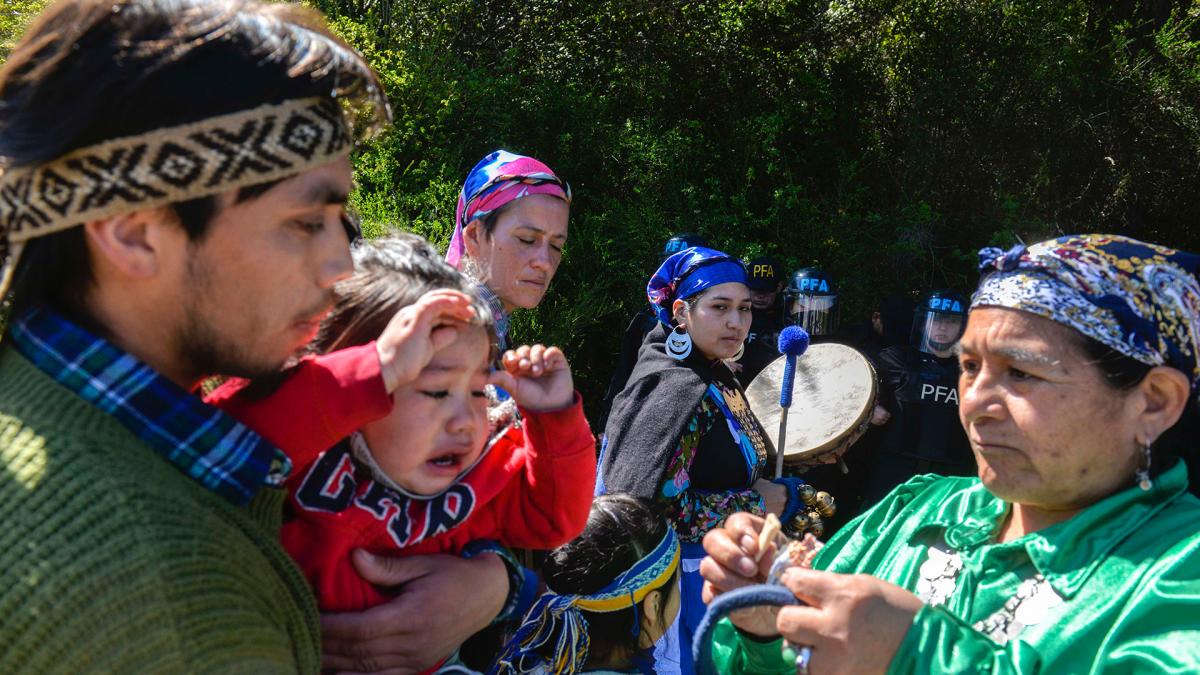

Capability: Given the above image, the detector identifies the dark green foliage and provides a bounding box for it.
[309,0,1200,417]
[0,0,47,62]
[3,1,1199,416]
[0,0,49,332]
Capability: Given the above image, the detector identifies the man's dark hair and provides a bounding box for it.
[0,0,387,321]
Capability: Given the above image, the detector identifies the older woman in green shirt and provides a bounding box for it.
[700,234,1200,674]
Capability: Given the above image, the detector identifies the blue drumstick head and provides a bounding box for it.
[777,326,808,408]
[778,325,810,357]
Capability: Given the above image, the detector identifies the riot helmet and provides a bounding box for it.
[745,255,783,310]
[661,232,709,259]
[911,290,968,357]
[784,267,839,336]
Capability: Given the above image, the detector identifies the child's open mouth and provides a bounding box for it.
[427,452,465,473]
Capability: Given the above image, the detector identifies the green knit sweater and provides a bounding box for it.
[0,347,321,673]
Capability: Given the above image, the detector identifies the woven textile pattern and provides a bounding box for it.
[975,234,1200,388]
[0,97,349,244]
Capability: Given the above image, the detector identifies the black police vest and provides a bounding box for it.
[877,346,972,465]
[745,309,783,347]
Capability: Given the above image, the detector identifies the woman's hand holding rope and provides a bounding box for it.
[701,512,924,674]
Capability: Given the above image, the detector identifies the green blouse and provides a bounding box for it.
[713,460,1200,673]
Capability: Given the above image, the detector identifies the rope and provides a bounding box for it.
[691,583,802,675]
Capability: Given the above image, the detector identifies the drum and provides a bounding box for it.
[744,343,877,469]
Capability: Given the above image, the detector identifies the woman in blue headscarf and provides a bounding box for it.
[446,150,572,352]
[598,246,823,672]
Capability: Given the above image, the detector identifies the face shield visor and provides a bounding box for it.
[788,293,839,336]
[911,311,966,357]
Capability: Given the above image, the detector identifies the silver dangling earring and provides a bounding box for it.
[666,325,693,360]
[729,340,745,362]
[1136,440,1153,492]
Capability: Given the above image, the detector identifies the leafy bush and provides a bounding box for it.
[311,0,1200,417]
[3,1,1198,419]
[0,0,47,62]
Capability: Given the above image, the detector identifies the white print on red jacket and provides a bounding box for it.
[294,444,477,549]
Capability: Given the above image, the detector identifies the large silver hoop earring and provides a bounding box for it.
[1136,440,1153,492]
[666,325,693,360]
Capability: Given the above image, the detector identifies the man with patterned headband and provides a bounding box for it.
[700,234,1200,674]
[0,1,512,671]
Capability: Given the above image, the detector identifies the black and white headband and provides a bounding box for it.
[0,96,352,296]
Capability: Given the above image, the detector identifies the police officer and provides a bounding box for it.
[735,255,786,380]
[821,293,915,527]
[861,290,975,506]
[598,233,710,430]
[840,293,916,366]
[783,267,840,338]
[661,232,708,259]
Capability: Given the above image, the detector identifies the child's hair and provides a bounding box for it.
[310,233,497,356]
[538,494,678,670]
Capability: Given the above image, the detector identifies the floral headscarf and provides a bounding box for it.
[974,234,1200,389]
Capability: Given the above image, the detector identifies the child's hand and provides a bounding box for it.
[377,290,476,392]
[489,344,575,412]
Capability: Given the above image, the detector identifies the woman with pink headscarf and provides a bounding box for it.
[446,149,572,350]
[435,151,573,671]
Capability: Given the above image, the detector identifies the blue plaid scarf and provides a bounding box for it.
[474,280,511,352]
[9,307,290,505]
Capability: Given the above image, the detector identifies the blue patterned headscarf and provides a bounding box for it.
[646,246,748,327]
[974,234,1200,389]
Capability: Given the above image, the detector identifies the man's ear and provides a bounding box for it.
[83,208,177,279]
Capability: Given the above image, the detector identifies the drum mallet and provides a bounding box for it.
[774,326,810,479]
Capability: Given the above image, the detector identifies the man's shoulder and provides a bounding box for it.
[0,404,318,671]
[0,411,279,566]
[0,346,295,578]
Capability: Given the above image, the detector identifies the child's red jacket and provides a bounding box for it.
[207,343,596,612]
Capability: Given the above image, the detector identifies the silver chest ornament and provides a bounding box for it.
[915,542,1064,645]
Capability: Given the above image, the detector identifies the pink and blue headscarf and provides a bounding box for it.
[445,150,571,269]
[974,234,1200,390]
[647,246,749,327]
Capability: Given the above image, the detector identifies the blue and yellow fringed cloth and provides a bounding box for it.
[491,528,681,674]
